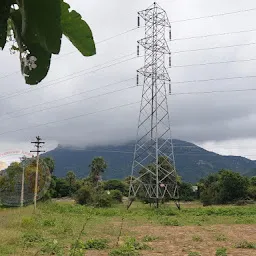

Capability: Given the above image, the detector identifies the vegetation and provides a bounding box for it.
[0,0,95,85]
[0,201,255,255]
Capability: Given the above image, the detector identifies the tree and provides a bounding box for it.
[0,0,96,85]
[42,157,55,174]
[218,170,249,203]
[65,171,76,196]
[89,157,107,186]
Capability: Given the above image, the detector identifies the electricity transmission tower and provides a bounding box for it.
[30,136,45,211]
[128,2,179,208]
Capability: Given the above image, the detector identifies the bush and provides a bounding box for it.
[93,193,112,208]
[215,247,227,256]
[84,238,108,250]
[75,185,93,205]
[110,190,123,202]
[235,240,256,249]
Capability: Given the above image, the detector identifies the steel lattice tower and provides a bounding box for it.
[129,2,179,208]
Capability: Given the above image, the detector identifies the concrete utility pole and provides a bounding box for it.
[30,136,45,211]
[20,156,27,207]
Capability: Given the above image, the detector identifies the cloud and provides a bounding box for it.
[1,0,256,159]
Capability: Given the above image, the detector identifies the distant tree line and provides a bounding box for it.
[1,155,255,207]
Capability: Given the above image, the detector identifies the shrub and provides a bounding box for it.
[40,239,63,255]
[75,185,93,205]
[84,238,108,250]
[235,240,256,249]
[109,247,140,256]
[215,234,227,241]
[215,247,227,256]
[93,193,112,208]
[22,232,44,246]
[142,235,158,242]
[188,252,201,256]
[192,235,203,242]
[110,190,123,202]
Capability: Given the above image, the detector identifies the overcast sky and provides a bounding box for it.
[1,0,256,160]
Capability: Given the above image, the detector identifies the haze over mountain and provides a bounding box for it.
[44,139,256,183]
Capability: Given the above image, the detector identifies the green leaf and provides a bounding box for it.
[61,1,96,56]
[11,10,51,85]
[0,0,11,49]
[22,0,62,54]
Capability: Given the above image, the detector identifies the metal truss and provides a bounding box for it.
[129,2,179,208]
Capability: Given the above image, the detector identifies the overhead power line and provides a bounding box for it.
[171,7,256,23]
[0,54,139,101]
[1,78,135,118]
[170,57,256,68]
[171,28,256,42]
[172,74,256,84]
[173,42,256,54]
[0,101,140,137]
[4,85,137,121]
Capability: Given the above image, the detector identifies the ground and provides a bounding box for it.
[0,201,255,255]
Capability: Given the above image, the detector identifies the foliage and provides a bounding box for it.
[104,179,128,195]
[215,247,227,256]
[0,0,95,85]
[235,240,256,249]
[142,235,159,242]
[188,252,201,256]
[84,238,108,250]
[109,189,123,202]
[109,237,150,256]
[199,170,252,205]
[75,185,93,205]
[65,171,77,196]
[179,181,196,201]
[89,157,107,186]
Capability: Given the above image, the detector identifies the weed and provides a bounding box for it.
[84,238,108,250]
[192,235,203,242]
[159,217,180,226]
[124,237,150,250]
[215,247,227,256]
[235,240,256,249]
[20,216,36,228]
[40,239,63,255]
[188,252,201,256]
[142,235,159,242]
[42,219,56,227]
[215,234,227,241]
[22,232,44,246]
[109,247,140,256]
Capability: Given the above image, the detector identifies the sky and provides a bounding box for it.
[1,0,256,161]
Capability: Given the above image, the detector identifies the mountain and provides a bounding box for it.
[43,139,256,183]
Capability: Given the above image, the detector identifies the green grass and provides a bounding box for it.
[0,201,255,255]
[215,247,227,256]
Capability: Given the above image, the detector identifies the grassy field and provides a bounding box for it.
[0,201,256,256]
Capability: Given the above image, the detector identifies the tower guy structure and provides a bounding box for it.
[129,2,179,208]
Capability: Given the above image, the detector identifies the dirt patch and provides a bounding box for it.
[127,224,256,256]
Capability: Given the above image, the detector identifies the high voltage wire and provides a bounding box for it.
[3,84,256,123]
[171,7,256,23]
[171,88,256,96]
[2,85,256,135]
[1,78,135,118]
[0,27,140,80]
[0,101,140,137]
[173,41,256,54]
[0,54,139,101]
[171,28,256,42]
[1,44,255,102]
[172,75,256,84]
[170,57,256,68]
[3,85,137,121]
